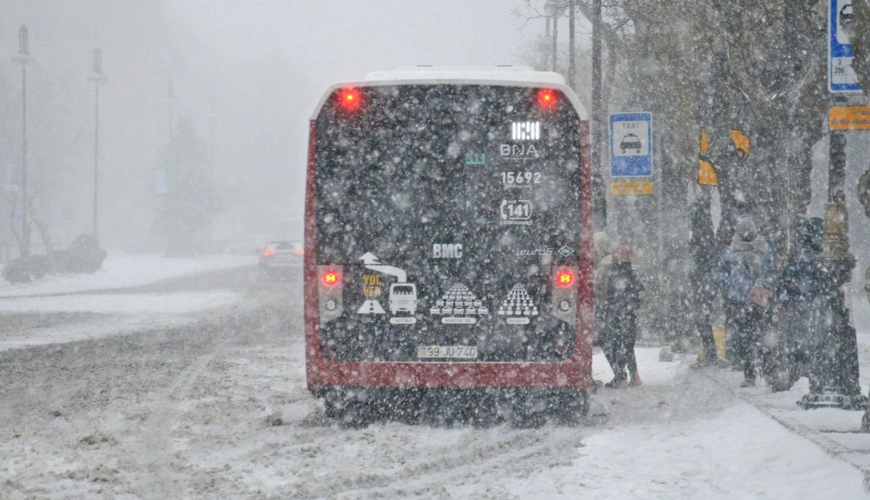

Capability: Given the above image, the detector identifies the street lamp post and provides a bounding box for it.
[800,105,866,411]
[87,49,106,242]
[544,1,563,72]
[567,0,575,87]
[167,79,174,141]
[12,25,33,257]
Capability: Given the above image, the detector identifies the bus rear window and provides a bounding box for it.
[314,84,582,264]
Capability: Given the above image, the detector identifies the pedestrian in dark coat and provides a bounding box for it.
[776,217,824,391]
[604,246,645,388]
[594,231,617,377]
[689,201,718,367]
[716,217,773,387]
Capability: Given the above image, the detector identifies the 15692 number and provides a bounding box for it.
[501,172,542,186]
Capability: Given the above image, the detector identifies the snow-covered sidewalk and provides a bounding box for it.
[461,346,866,500]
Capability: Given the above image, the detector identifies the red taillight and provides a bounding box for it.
[537,89,557,110]
[338,87,362,111]
[322,270,340,286]
[295,249,305,255]
[556,270,573,287]
[262,250,275,257]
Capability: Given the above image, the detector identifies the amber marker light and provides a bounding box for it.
[322,270,340,286]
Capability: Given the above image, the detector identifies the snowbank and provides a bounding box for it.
[0,253,256,297]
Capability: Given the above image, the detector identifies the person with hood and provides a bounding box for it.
[716,190,751,261]
[593,232,617,375]
[776,217,824,391]
[603,245,645,387]
[716,216,773,387]
[689,200,718,368]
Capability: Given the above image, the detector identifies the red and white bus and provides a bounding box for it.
[304,67,594,426]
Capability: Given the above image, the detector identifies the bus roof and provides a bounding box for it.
[311,66,589,120]
[364,66,565,85]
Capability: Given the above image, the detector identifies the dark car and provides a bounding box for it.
[259,240,303,278]
[619,133,642,154]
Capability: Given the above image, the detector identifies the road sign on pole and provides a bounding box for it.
[829,0,861,93]
[609,112,652,178]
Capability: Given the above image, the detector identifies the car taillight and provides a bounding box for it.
[262,250,275,257]
[295,249,305,255]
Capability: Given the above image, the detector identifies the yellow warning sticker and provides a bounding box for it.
[830,106,870,130]
[610,181,653,196]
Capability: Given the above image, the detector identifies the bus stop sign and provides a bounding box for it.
[610,112,652,178]
[829,0,861,93]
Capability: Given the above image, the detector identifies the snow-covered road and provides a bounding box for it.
[1,258,869,499]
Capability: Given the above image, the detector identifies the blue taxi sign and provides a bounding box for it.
[609,112,652,178]
[830,0,861,93]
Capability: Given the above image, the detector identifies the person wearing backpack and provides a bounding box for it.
[716,216,773,387]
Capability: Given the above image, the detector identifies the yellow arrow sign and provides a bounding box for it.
[731,129,749,158]
[698,129,718,186]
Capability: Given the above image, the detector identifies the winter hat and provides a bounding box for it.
[615,246,632,263]
[735,217,757,242]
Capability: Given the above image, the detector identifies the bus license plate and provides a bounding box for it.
[417,345,478,360]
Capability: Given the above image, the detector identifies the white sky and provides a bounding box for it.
[162,0,555,233]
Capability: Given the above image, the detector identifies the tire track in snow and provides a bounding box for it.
[279,425,584,499]
[130,349,221,499]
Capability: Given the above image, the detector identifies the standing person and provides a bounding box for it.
[716,190,751,260]
[689,200,718,368]
[716,217,773,387]
[604,246,645,388]
[593,231,617,374]
[776,217,824,391]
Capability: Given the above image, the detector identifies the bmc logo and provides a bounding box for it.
[433,244,463,259]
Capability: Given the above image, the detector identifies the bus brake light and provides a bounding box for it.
[338,88,362,111]
[556,270,573,286]
[537,89,557,109]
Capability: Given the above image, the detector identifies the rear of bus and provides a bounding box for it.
[305,69,593,423]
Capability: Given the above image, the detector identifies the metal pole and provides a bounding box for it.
[88,49,105,243]
[591,0,605,229]
[552,10,558,71]
[167,79,174,141]
[21,62,28,257]
[568,0,575,87]
[802,119,865,411]
[93,82,99,241]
